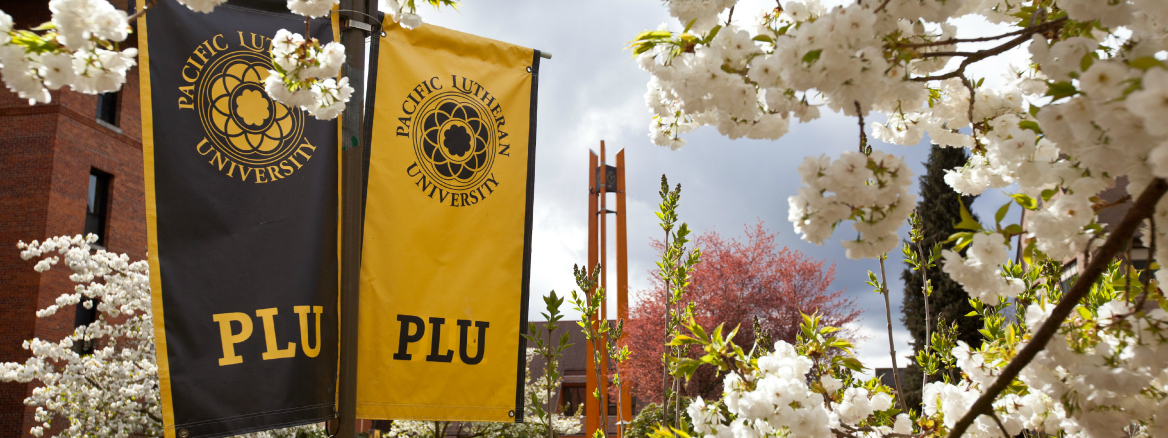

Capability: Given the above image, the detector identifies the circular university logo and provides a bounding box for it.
[410,91,497,192]
[197,50,304,169]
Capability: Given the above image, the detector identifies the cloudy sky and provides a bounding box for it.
[396,0,1023,373]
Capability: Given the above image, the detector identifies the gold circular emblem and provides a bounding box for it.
[197,50,304,167]
[411,91,497,192]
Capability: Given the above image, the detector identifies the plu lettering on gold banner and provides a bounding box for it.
[213,306,324,366]
[358,21,540,423]
[391,315,489,365]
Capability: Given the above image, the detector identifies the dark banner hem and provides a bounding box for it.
[513,48,541,424]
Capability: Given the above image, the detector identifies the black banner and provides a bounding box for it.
[139,1,338,437]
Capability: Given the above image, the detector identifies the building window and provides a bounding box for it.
[85,170,111,247]
[96,92,119,126]
[560,383,586,416]
[73,299,98,355]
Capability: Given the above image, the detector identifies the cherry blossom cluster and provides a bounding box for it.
[1017,299,1168,437]
[940,233,1024,302]
[915,293,1168,438]
[685,340,911,438]
[788,150,915,259]
[177,0,354,120]
[384,0,425,30]
[0,0,136,104]
[2,235,160,438]
[679,266,1168,438]
[265,28,353,120]
[2,235,372,438]
[0,0,372,121]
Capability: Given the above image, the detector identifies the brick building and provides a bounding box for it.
[0,1,146,436]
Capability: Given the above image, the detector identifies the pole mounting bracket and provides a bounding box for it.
[340,17,372,33]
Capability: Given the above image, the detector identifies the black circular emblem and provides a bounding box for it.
[411,90,497,191]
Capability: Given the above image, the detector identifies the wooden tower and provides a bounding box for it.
[586,141,631,437]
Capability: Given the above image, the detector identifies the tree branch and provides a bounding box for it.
[988,410,1011,437]
[855,101,868,154]
[897,18,1062,49]
[127,0,159,22]
[946,178,1168,438]
[961,76,978,146]
[909,18,1067,83]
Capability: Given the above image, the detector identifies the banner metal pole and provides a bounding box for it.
[338,0,370,436]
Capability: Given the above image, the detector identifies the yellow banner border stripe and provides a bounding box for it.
[136,1,177,436]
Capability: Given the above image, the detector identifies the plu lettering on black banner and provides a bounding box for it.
[358,21,540,422]
[139,1,338,437]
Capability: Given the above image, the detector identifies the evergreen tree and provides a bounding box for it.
[899,145,981,408]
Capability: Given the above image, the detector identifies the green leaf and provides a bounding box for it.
[674,358,702,379]
[1018,120,1042,135]
[953,234,973,251]
[1078,306,1096,319]
[691,321,709,342]
[668,335,703,346]
[1080,52,1096,72]
[1003,224,1024,235]
[995,202,1011,226]
[701,25,723,45]
[632,30,673,41]
[801,49,823,65]
[955,201,982,231]
[1130,56,1167,71]
[752,34,774,43]
[1009,193,1038,209]
[839,357,865,372]
[1045,81,1078,101]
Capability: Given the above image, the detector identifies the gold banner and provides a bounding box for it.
[357,21,539,423]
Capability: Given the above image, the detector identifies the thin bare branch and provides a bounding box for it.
[910,18,1067,83]
[896,17,1061,49]
[962,76,978,147]
[127,0,159,22]
[855,101,868,154]
[878,256,909,413]
[1138,218,1155,310]
[988,411,1011,437]
[1094,195,1133,213]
